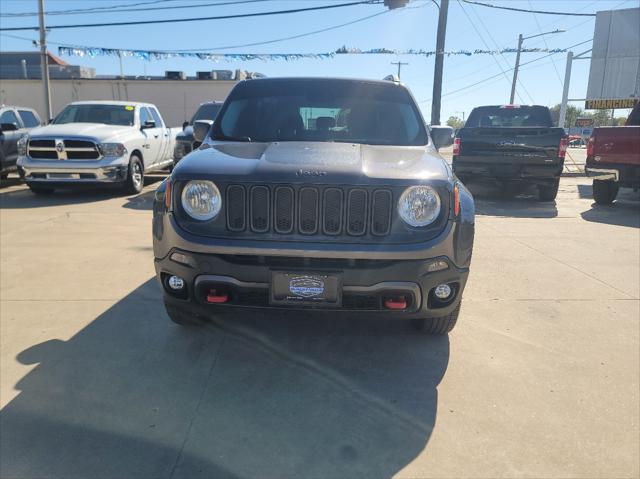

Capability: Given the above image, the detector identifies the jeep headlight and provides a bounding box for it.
[181,180,221,221]
[98,142,127,157]
[398,185,441,227]
[17,134,28,157]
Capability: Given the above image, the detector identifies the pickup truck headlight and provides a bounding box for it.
[398,185,441,227]
[98,142,127,157]
[17,134,29,156]
[181,180,222,221]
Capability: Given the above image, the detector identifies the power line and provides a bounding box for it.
[0,0,273,18]
[0,1,381,32]
[461,0,596,17]
[463,0,535,103]
[0,8,394,53]
[457,0,527,103]
[0,0,178,17]
[418,39,592,104]
[526,0,563,87]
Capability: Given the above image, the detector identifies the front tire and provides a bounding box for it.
[592,180,619,205]
[27,183,55,195]
[412,303,461,335]
[124,154,144,195]
[538,178,560,202]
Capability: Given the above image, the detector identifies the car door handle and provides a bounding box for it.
[154,134,159,138]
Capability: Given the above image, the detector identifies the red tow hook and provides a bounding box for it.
[206,289,229,304]
[384,296,407,310]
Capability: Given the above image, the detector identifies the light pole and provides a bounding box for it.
[37,0,52,121]
[391,61,409,79]
[510,29,565,104]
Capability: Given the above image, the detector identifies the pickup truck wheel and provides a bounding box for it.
[412,303,461,335]
[538,179,560,201]
[27,183,55,195]
[592,180,619,205]
[164,301,203,326]
[124,155,144,195]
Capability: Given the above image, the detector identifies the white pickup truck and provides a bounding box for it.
[17,101,180,195]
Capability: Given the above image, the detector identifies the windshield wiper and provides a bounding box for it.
[212,133,252,142]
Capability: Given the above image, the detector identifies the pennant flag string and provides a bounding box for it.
[58,45,568,62]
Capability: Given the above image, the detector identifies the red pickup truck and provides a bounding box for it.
[586,103,640,204]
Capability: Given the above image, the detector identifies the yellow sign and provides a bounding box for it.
[585,98,639,110]
[125,106,134,111]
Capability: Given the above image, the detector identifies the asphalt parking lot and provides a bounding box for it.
[0,174,638,478]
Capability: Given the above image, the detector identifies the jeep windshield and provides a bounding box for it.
[212,79,429,146]
[53,104,135,126]
[191,103,222,124]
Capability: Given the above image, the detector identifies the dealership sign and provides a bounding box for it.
[585,98,639,110]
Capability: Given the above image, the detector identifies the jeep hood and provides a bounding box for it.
[28,123,133,142]
[173,141,450,183]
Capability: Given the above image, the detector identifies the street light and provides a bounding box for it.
[509,29,565,104]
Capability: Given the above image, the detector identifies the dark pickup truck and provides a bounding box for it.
[452,105,567,201]
[586,102,640,205]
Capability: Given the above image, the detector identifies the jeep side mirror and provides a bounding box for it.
[430,125,455,150]
[0,123,18,133]
[182,121,189,130]
[141,120,156,130]
[193,119,213,143]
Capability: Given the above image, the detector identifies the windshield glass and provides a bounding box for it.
[192,103,222,123]
[53,104,135,126]
[465,105,553,127]
[213,79,428,145]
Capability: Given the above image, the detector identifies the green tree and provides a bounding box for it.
[446,116,465,129]
[550,104,584,128]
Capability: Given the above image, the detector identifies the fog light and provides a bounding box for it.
[168,275,185,290]
[434,283,452,300]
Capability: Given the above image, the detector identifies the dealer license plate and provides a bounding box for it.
[270,272,341,307]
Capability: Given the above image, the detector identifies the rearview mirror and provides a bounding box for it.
[193,119,213,143]
[182,121,189,130]
[0,123,19,133]
[430,125,455,150]
[141,120,156,129]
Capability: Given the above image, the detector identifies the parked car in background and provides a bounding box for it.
[17,101,179,195]
[0,105,42,179]
[153,77,475,335]
[174,101,223,163]
[452,104,567,201]
[586,102,640,205]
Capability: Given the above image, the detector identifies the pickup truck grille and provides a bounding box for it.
[28,139,100,160]
[225,184,393,237]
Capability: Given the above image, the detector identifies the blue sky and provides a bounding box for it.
[0,0,636,121]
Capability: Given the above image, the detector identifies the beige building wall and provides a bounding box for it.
[0,78,238,126]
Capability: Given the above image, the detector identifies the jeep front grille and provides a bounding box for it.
[28,139,100,160]
[224,184,394,238]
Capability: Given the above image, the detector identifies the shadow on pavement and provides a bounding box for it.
[579,186,640,228]
[466,181,558,219]
[0,176,165,209]
[1,279,449,479]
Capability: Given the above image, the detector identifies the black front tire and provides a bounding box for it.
[27,183,55,195]
[592,180,619,205]
[538,179,560,202]
[412,303,461,335]
[164,302,202,327]
[124,155,144,195]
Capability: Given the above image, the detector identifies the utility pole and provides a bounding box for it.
[510,29,565,104]
[391,61,409,79]
[430,0,449,126]
[558,51,573,128]
[37,0,52,121]
[509,34,523,104]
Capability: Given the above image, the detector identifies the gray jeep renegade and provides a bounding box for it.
[152,77,475,334]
